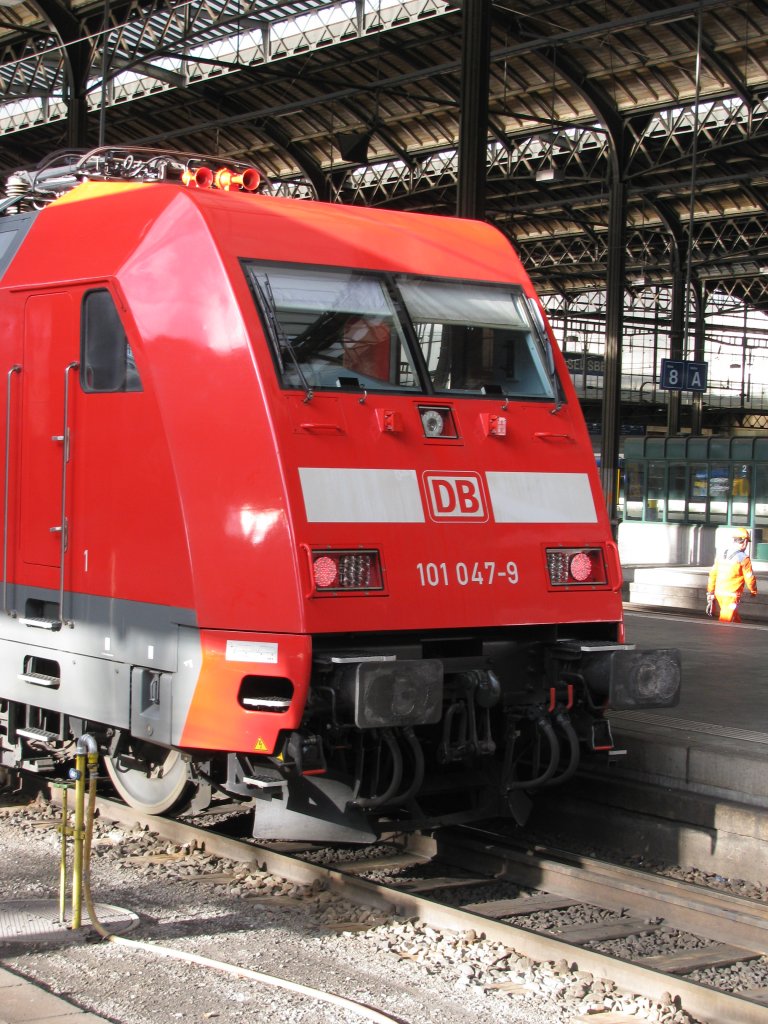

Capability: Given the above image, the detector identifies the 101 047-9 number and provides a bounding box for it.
[416,561,519,587]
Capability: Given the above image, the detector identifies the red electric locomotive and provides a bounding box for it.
[0,148,679,841]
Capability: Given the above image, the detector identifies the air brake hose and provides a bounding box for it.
[503,712,561,791]
[541,712,580,788]
[387,727,425,806]
[81,760,407,1024]
[350,728,404,810]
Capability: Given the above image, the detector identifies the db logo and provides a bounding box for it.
[423,472,489,522]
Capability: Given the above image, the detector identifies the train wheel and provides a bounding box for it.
[104,737,192,815]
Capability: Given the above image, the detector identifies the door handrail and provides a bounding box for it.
[55,361,79,627]
[3,364,21,616]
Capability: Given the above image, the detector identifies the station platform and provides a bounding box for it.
[0,964,109,1024]
[530,600,768,884]
[626,559,768,623]
[622,606,768,737]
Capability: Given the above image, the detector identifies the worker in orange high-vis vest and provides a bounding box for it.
[706,527,759,623]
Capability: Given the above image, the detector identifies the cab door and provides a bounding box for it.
[19,292,79,597]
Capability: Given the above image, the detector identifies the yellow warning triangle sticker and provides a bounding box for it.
[254,738,268,752]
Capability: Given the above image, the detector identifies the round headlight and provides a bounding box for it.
[421,409,444,437]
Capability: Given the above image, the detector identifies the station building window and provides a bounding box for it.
[687,463,707,522]
[709,464,730,524]
[731,464,752,525]
[624,462,645,520]
[755,463,768,528]
[667,463,686,522]
[622,437,765,531]
[645,461,665,521]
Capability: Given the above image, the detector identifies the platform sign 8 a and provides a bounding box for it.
[660,359,708,392]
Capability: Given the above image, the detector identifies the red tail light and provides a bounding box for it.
[546,548,607,587]
[311,549,384,594]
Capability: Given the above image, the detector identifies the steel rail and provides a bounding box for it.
[88,797,768,1024]
[415,828,768,954]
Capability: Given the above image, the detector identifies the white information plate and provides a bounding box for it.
[225,640,279,664]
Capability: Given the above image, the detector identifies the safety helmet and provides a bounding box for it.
[732,527,751,541]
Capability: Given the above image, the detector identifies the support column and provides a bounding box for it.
[65,89,89,148]
[666,268,685,435]
[691,280,706,435]
[456,0,491,220]
[34,0,92,149]
[600,174,627,527]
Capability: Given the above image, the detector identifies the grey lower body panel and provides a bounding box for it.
[0,638,132,728]
[0,583,199,737]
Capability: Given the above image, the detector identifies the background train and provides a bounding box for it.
[0,147,680,842]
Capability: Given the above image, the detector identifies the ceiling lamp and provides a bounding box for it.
[535,166,563,183]
[337,131,372,165]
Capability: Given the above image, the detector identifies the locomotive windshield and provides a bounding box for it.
[246,263,420,392]
[244,261,556,400]
[396,278,554,398]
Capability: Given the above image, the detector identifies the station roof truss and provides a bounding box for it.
[1,0,768,316]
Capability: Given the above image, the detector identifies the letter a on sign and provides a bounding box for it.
[684,361,708,392]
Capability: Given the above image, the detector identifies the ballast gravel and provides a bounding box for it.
[0,792,753,1024]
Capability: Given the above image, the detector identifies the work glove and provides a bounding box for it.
[706,593,714,617]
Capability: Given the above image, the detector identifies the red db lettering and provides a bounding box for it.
[433,479,457,513]
[423,472,488,522]
[456,479,480,515]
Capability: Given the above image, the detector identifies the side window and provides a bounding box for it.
[731,463,751,525]
[624,461,645,521]
[81,290,142,393]
[755,464,768,529]
[687,462,707,522]
[645,461,666,522]
[667,462,686,522]
[708,464,729,524]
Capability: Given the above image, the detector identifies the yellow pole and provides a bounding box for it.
[57,783,68,925]
[71,753,86,929]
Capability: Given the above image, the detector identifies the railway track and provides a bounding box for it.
[424,826,768,955]
[76,796,768,1024]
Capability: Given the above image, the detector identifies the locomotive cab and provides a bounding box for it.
[0,148,680,842]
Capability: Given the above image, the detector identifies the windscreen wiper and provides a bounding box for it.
[253,273,313,403]
[527,298,563,414]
